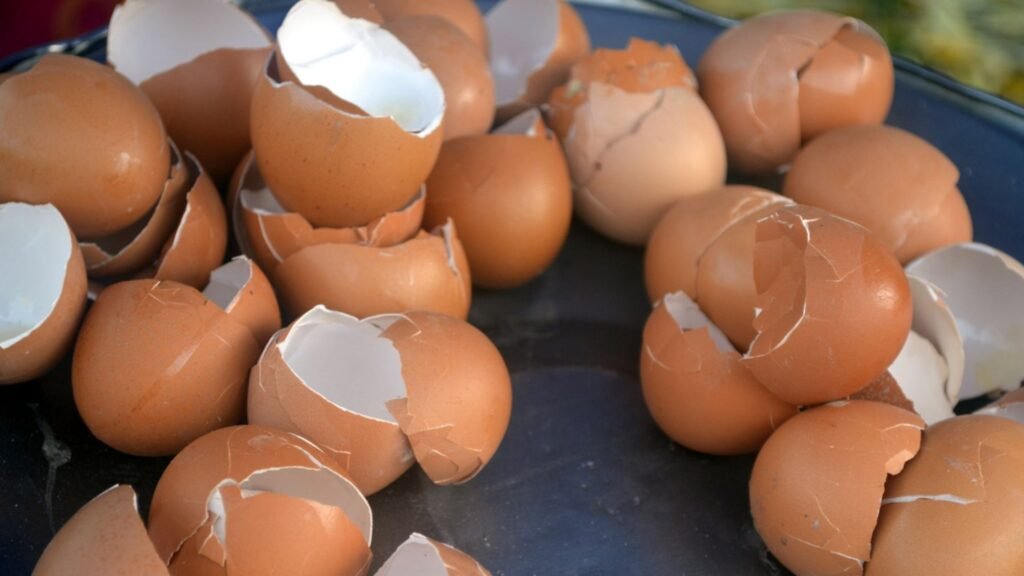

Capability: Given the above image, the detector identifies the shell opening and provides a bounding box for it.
[662,291,736,354]
[486,0,560,105]
[376,533,447,576]
[202,257,253,312]
[493,108,543,136]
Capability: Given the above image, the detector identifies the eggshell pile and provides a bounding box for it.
[249,305,512,494]
[424,109,572,289]
[374,0,488,54]
[0,203,86,385]
[698,10,893,174]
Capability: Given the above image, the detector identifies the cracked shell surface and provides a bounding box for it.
[750,400,924,576]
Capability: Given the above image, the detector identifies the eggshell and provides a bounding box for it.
[251,0,444,228]
[784,125,971,263]
[698,11,892,174]
[750,401,924,576]
[976,387,1024,424]
[108,0,272,186]
[375,533,491,576]
[148,425,372,575]
[640,292,796,455]
[33,485,168,576]
[565,82,726,245]
[645,185,790,303]
[905,243,1024,399]
[487,0,590,120]
[273,221,471,320]
[744,206,912,405]
[72,271,262,456]
[249,306,512,494]
[0,203,87,385]
[374,0,488,54]
[867,415,1024,576]
[332,0,384,23]
[385,15,495,140]
[201,256,281,346]
[0,54,169,239]
[423,110,572,288]
[848,370,916,413]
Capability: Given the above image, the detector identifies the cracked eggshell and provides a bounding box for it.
[744,206,912,405]
[332,0,384,23]
[566,83,726,245]
[640,292,796,455]
[750,401,924,576]
[251,0,444,228]
[230,151,424,277]
[108,0,272,186]
[0,54,169,240]
[0,203,87,385]
[202,256,281,346]
[71,272,262,456]
[785,125,971,263]
[374,0,487,54]
[273,221,471,320]
[148,425,372,576]
[848,370,916,413]
[385,15,495,141]
[698,11,892,175]
[867,415,1024,576]
[423,110,572,289]
[33,485,168,576]
[906,242,1024,399]
[487,0,590,121]
[645,185,790,304]
[376,533,491,576]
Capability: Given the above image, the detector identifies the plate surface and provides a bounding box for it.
[1,2,1022,575]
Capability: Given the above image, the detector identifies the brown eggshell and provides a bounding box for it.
[202,256,281,346]
[744,206,912,405]
[385,15,495,140]
[151,153,229,289]
[547,37,695,140]
[750,401,924,576]
[0,54,169,239]
[148,425,372,573]
[71,278,260,456]
[0,204,88,385]
[374,0,487,54]
[332,0,384,22]
[423,110,572,288]
[867,415,1024,576]
[785,125,972,263]
[377,533,491,576]
[640,292,796,455]
[33,485,168,576]
[273,221,472,320]
[697,11,892,174]
[645,185,789,303]
[977,387,1024,424]
[79,141,188,277]
[848,370,916,413]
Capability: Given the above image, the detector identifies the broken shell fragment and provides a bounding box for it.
[108,0,272,185]
[373,0,488,54]
[867,415,1024,576]
[487,0,590,120]
[0,203,87,385]
[750,401,924,576]
[640,292,796,455]
[33,485,169,576]
[249,306,512,494]
[423,109,572,289]
[148,425,372,576]
[251,0,445,228]
[375,533,491,576]
[202,256,281,346]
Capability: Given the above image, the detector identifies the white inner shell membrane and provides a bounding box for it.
[280,306,406,424]
[376,533,447,576]
[494,108,541,136]
[0,203,72,349]
[663,291,736,354]
[108,0,270,84]
[889,331,953,424]
[486,0,560,105]
[277,0,444,135]
[201,257,253,311]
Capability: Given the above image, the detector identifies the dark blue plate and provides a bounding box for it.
[1,2,1022,575]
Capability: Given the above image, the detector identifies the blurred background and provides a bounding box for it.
[1,0,1022,104]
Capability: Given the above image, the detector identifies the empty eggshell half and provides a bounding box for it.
[249,306,512,494]
[252,0,444,228]
[750,400,924,576]
[108,0,272,185]
[423,109,572,289]
[148,425,372,576]
[0,203,87,385]
[640,291,796,455]
[373,0,488,54]
[375,533,491,576]
[202,256,281,346]
[33,485,168,576]
[273,221,472,320]
[487,0,590,120]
